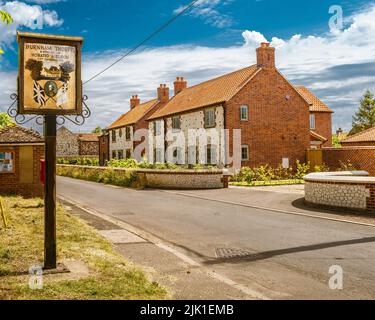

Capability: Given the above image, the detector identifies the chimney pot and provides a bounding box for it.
[174,76,188,95]
[130,94,140,109]
[157,84,170,103]
[256,42,275,69]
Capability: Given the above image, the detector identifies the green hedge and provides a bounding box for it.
[107,159,218,171]
[57,157,99,166]
[57,166,144,188]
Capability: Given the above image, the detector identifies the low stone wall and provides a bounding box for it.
[137,169,227,189]
[304,171,375,213]
[322,147,375,175]
[57,165,228,190]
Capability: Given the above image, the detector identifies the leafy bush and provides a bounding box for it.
[107,158,138,168]
[232,161,310,184]
[339,160,358,171]
[57,157,99,166]
[295,161,310,179]
[313,163,330,173]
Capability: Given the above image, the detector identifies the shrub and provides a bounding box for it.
[295,160,310,179]
[339,160,358,171]
[232,161,310,183]
[107,158,138,168]
[57,157,99,166]
[313,163,330,173]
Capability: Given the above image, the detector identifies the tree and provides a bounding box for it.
[350,90,375,135]
[92,126,103,134]
[0,113,15,129]
[0,11,13,55]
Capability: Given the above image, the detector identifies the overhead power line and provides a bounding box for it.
[83,0,200,85]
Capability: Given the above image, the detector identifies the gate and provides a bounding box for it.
[306,149,323,170]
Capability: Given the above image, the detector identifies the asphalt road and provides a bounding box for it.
[57,176,375,300]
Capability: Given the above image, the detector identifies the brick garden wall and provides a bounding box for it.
[323,147,375,175]
[79,141,99,156]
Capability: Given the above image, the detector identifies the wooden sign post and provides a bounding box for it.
[17,32,83,270]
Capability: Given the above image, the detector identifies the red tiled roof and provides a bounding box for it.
[109,99,159,129]
[342,126,375,143]
[78,133,99,142]
[148,65,260,120]
[310,130,328,142]
[294,86,333,113]
[0,125,43,143]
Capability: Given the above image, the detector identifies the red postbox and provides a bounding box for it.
[40,159,46,185]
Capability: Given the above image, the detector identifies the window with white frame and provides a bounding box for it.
[0,151,14,173]
[154,121,162,136]
[240,105,249,121]
[241,145,249,161]
[310,114,316,130]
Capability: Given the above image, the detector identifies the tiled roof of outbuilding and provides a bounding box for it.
[342,126,375,143]
[0,125,43,143]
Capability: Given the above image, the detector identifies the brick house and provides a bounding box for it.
[341,126,375,147]
[56,126,99,157]
[0,125,44,198]
[146,43,333,168]
[107,90,167,161]
[295,86,333,148]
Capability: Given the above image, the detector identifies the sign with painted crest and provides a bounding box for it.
[17,32,83,115]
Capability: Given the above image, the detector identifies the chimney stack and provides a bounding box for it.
[157,84,170,103]
[130,95,140,109]
[256,42,275,69]
[174,77,187,95]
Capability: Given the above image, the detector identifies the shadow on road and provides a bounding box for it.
[292,198,375,218]
[203,236,375,266]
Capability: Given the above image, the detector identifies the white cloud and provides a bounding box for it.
[2,3,375,133]
[0,1,63,50]
[174,0,234,28]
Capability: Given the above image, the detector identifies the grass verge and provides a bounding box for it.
[0,196,168,300]
[230,180,304,187]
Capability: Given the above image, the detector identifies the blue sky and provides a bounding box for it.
[1,0,375,132]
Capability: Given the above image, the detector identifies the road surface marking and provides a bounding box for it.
[58,194,271,300]
[163,191,375,228]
